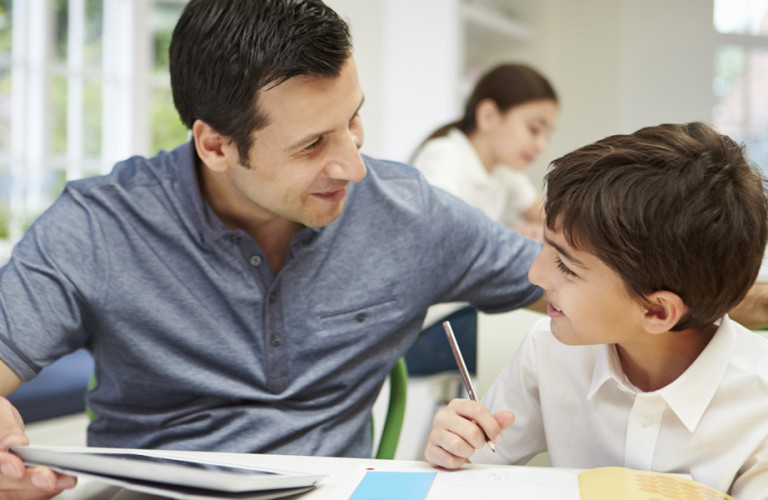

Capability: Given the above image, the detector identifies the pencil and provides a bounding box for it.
[442,320,496,452]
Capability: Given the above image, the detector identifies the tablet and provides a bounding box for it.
[10,445,325,494]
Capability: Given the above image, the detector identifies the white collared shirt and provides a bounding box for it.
[473,316,768,499]
[412,128,538,223]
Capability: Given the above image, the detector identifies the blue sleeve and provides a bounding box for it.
[0,185,108,379]
[410,168,543,313]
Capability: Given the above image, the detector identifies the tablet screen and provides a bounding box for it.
[10,445,325,493]
[81,452,279,476]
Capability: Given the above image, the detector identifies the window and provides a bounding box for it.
[713,0,768,172]
[0,0,186,255]
[0,1,12,241]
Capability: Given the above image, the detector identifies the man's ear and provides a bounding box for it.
[642,290,688,334]
[475,98,501,133]
[192,119,234,173]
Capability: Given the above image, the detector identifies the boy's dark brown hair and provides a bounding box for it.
[544,122,768,330]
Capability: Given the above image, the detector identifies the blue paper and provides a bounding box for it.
[349,470,437,500]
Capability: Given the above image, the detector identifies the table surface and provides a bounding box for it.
[50,449,573,500]
[48,450,446,499]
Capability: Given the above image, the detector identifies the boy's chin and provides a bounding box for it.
[550,322,588,346]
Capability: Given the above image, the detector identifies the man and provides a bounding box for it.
[0,0,543,496]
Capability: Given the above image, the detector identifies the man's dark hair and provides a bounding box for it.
[545,122,768,330]
[169,0,352,163]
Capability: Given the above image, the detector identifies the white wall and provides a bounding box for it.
[327,0,720,192]
[324,0,387,158]
[529,0,719,187]
[326,0,462,163]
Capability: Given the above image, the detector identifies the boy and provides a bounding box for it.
[425,122,768,499]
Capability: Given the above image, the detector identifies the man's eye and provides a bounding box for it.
[305,137,323,151]
[555,257,576,277]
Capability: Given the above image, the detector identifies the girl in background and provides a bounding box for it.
[406,63,558,377]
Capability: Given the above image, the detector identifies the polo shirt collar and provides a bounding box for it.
[175,141,230,245]
[587,316,734,433]
[176,141,332,247]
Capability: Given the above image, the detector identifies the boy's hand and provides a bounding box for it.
[424,398,515,469]
[0,397,77,499]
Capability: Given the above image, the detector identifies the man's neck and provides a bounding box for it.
[196,159,303,274]
[616,323,717,392]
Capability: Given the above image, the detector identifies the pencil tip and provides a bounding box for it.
[488,441,496,452]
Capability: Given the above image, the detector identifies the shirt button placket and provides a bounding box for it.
[625,394,665,470]
[264,286,288,392]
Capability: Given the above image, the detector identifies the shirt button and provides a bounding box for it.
[356,313,366,323]
[270,334,281,347]
[249,254,262,267]
[641,414,652,427]
[269,291,278,303]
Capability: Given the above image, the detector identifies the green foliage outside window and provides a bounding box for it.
[0,2,11,54]
[0,0,189,243]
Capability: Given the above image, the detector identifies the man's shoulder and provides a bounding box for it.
[47,143,194,233]
[362,154,422,181]
[67,143,190,194]
[354,155,431,207]
[356,154,487,218]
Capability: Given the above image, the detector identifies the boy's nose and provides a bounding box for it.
[528,247,547,288]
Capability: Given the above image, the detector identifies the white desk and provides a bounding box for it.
[51,452,437,499]
[51,450,578,500]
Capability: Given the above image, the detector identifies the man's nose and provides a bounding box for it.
[326,134,366,182]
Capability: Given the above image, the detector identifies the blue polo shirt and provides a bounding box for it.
[0,142,541,457]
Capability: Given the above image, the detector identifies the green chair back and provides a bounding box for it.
[375,357,408,459]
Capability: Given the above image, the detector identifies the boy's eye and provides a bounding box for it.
[555,257,576,277]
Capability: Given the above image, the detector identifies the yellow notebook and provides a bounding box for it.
[579,467,735,500]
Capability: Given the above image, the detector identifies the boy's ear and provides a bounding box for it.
[642,290,688,334]
[475,99,501,132]
[192,119,234,173]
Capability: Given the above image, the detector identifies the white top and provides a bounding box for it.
[414,128,539,327]
[473,315,768,499]
[413,128,538,224]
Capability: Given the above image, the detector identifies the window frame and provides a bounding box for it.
[712,2,768,171]
[0,0,187,252]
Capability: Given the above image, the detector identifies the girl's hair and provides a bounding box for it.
[420,63,558,147]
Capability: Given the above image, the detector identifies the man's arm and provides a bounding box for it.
[730,283,768,330]
[0,360,23,398]
[0,361,77,497]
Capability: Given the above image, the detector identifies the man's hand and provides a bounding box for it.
[424,398,515,469]
[730,283,768,330]
[0,397,77,499]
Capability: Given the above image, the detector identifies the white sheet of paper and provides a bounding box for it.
[426,467,580,500]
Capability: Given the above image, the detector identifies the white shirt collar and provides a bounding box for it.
[446,128,494,186]
[587,316,735,432]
